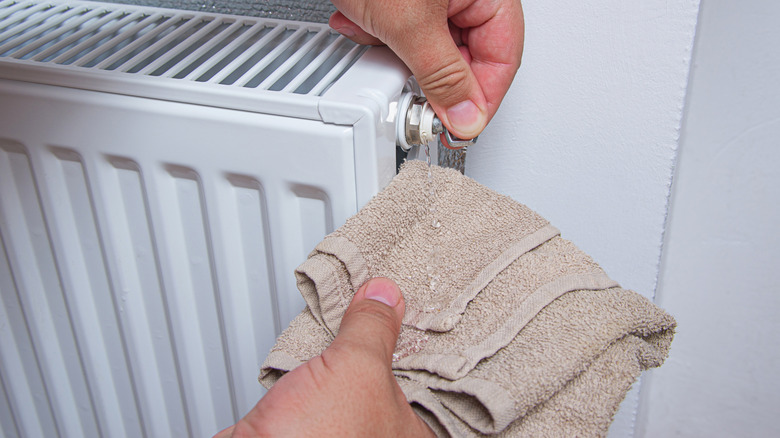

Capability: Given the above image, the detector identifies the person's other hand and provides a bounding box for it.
[329,0,524,139]
[213,277,435,438]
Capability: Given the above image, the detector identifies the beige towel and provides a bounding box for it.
[260,161,676,437]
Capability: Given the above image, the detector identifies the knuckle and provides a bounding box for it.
[417,62,472,103]
[305,355,336,391]
[353,301,400,333]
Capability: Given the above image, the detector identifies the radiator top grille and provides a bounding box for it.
[0,0,365,95]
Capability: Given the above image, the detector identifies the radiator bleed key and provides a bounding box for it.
[396,93,478,151]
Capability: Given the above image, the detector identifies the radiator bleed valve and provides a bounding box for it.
[396,93,478,151]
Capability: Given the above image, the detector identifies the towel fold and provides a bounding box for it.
[260,161,675,437]
[296,159,552,335]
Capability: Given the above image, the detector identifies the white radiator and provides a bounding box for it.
[0,1,425,436]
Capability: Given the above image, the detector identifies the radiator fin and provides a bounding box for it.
[107,159,190,436]
[49,149,145,438]
[0,0,365,95]
[0,227,57,438]
[214,177,279,413]
[293,185,332,258]
[0,143,101,437]
[162,167,234,435]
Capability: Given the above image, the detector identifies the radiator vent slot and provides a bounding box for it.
[0,0,365,95]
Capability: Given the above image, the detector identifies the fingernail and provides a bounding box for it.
[446,100,485,138]
[364,278,400,307]
[334,26,355,37]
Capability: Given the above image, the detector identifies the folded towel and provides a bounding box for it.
[260,161,676,437]
[296,159,554,335]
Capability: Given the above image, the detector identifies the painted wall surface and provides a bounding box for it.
[469,0,699,300]
[466,1,700,436]
[638,1,780,436]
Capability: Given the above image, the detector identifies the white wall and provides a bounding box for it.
[467,0,702,436]
[470,0,780,436]
[469,0,699,298]
[638,1,780,436]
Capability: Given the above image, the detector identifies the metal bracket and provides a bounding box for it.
[440,129,478,150]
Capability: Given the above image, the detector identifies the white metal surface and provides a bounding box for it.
[0,1,411,436]
[0,0,363,95]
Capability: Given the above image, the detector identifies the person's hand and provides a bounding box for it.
[213,277,435,438]
[329,0,524,139]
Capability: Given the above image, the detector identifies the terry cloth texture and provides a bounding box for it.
[259,160,676,437]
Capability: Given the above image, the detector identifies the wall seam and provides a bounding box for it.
[632,1,705,437]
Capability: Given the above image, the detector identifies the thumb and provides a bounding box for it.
[329,277,404,365]
[389,26,487,139]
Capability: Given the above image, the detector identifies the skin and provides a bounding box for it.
[329,0,525,140]
[214,3,525,434]
[213,278,436,437]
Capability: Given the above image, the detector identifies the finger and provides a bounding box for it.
[329,277,404,365]
[389,21,488,139]
[211,424,234,438]
[450,0,525,123]
[449,20,465,46]
[329,11,384,46]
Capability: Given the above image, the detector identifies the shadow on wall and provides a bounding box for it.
[100,0,337,22]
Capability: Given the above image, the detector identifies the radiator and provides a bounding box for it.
[0,1,427,436]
